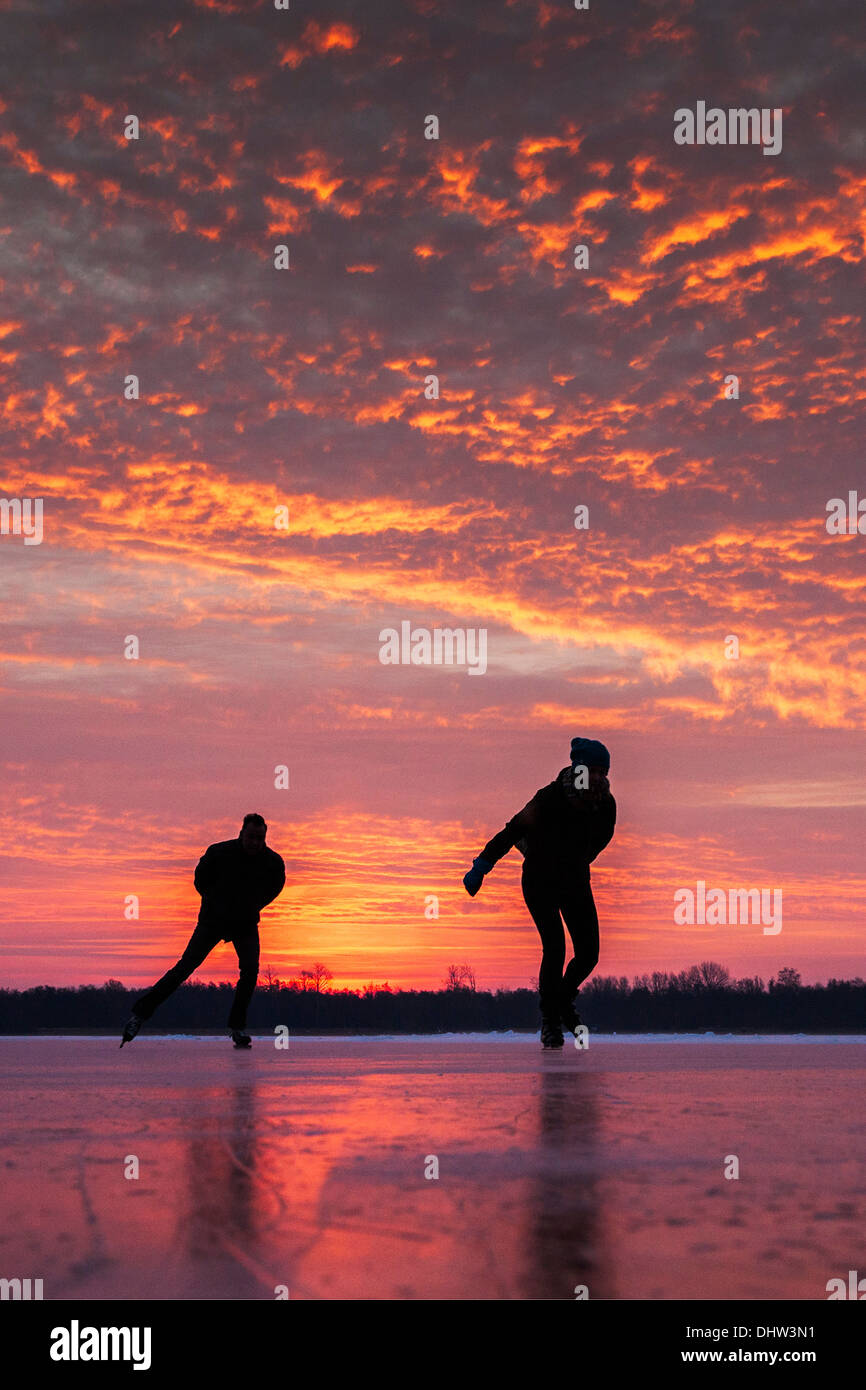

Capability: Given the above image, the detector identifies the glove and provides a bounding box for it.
[463,856,493,896]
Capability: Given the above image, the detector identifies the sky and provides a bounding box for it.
[1,0,864,995]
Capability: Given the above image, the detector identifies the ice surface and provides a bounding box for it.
[1,1036,864,1300]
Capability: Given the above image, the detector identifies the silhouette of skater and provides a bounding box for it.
[121,813,285,1048]
[462,738,616,1049]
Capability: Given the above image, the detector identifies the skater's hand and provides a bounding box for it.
[463,867,483,896]
[463,856,493,896]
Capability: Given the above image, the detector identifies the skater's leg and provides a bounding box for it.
[522,870,566,1017]
[559,873,600,1005]
[132,921,219,1021]
[227,929,260,1031]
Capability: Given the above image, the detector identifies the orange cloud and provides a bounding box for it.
[279,21,360,69]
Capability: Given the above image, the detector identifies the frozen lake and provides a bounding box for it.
[1,1035,863,1300]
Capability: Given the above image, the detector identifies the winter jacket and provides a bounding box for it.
[194,838,286,935]
[479,767,616,878]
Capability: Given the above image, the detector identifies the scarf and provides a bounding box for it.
[558,765,610,809]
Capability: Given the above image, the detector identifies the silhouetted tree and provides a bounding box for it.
[698,961,731,989]
[676,965,703,992]
[445,963,476,991]
[3,965,863,1034]
[310,962,333,994]
[734,975,764,994]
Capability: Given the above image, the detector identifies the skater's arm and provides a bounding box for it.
[479,797,538,867]
[464,797,540,894]
[194,846,221,897]
[257,855,286,909]
[586,794,616,862]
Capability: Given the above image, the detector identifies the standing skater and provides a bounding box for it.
[462,738,616,1050]
[120,813,285,1049]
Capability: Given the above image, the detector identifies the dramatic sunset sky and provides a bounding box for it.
[1,0,864,995]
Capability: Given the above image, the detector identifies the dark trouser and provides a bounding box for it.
[522,866,599,1017]
[132,919,260,1030]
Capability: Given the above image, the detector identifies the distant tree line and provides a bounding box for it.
[0,962,864,1033]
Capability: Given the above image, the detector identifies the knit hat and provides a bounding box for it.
[570,737,610,772]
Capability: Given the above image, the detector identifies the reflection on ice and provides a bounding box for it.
[1,1037,863,1300]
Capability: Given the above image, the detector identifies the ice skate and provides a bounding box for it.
[540,1014,564,1049]
[560,996,582,1037]
[229,1028,252,1048]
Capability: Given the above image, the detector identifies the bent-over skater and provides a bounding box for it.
[121,813,285,1049]
[462,738,616,1049]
